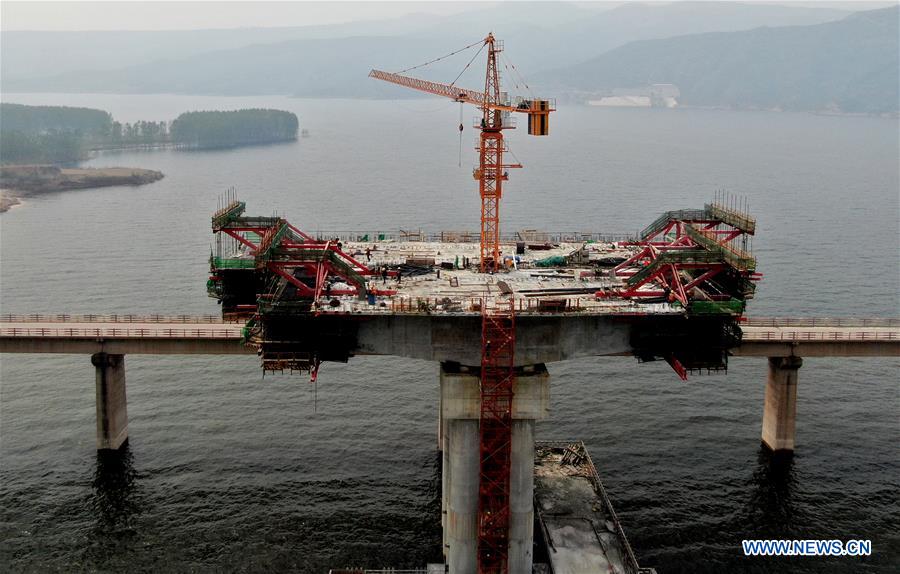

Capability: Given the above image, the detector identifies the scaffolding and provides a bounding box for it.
[477,299,516,573]
[207,197,759,380]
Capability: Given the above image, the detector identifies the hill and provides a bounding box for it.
[536,6,900,113]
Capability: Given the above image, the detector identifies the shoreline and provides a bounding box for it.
[0,166,164,213]
[0,189,23,212]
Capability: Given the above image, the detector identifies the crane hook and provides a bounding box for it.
[458,102,464,167]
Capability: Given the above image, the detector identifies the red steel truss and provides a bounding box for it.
[598,207,760,306]
[477,299,516,573]
[596,206,760,380]
[211,201,374,304]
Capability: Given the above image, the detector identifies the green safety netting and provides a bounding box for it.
[689,299,745,315]
[534,255,568,267]
[213,257,256,269]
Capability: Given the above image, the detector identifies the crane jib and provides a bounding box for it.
[368,68,555,118]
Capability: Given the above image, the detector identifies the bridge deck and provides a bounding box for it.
[0,315,896,358]
[0,316,247,355]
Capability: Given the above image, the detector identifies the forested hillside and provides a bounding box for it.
[0,104,299,164]
[0,103,112,135]
[0,104,113,163]
[171,109,298,149]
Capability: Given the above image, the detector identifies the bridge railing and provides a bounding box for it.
[741,330,898,341]
[310,229,637,244]
[0,327,242,339]
[744,317,900,328]
[0,314,232,324]
[366,295,650,315]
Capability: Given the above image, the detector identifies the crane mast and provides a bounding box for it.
[369,33,554,273]
[479,34,506,272]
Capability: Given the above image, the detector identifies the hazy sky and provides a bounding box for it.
[1,1,891,31]
[0,1,486,31]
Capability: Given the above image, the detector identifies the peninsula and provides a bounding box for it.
[0,104,299,212]
[0,165,163,212]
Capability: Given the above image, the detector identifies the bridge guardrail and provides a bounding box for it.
[311,229,637,244]
[3,328,894,341]
[0,314,232,324]
[0,328,242,339]
[741,330,898,341]
[744,317,900,328]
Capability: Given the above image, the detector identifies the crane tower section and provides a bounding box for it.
[479,35,506,273]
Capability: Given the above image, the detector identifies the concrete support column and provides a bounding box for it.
[440,362,549,574]
[761,356,802,452]
[447,418,479,573]
[441,421,450,555]
[508,419,535,574]
[92,353,128,450]
[439,375,446,451]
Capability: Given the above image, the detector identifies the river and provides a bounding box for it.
[1,93,897,573]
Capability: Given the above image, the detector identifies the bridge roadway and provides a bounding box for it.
[0,314,897,358]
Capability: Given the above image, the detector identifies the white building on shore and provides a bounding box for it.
[587,84,680,108]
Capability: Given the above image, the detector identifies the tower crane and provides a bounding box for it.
[370,33,555,273]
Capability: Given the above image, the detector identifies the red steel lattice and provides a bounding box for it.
[477,299,515,573]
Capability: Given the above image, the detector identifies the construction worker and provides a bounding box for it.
[381,266,388,284]
[365,248,372,262]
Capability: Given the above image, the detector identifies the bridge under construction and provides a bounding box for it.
[202,196,765,572]
[207,196,759,379]
[3,31,898,574]
[203,33,766,571]
[2,177,898,573]
[2,131,895,574]
[3,195,898,572]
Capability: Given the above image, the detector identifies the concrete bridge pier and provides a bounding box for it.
[439,362,549,573]
[761,356,802,452]
[91,352,128,450]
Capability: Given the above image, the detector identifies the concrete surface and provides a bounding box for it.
[92,353,128,450]
[761,356,803,452]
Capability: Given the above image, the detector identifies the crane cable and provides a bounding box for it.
[458,102,464,167]
[388,38,489,168]
[507,144,524,169]
[449,42,486,89]
[451,43,486,168]
[394,38,484,75]
[501,53,535,99]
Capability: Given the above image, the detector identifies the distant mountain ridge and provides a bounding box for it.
[2,1,851,83]
[2,1,856,98]
[2,2,895,113]
[536,6,900,113]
